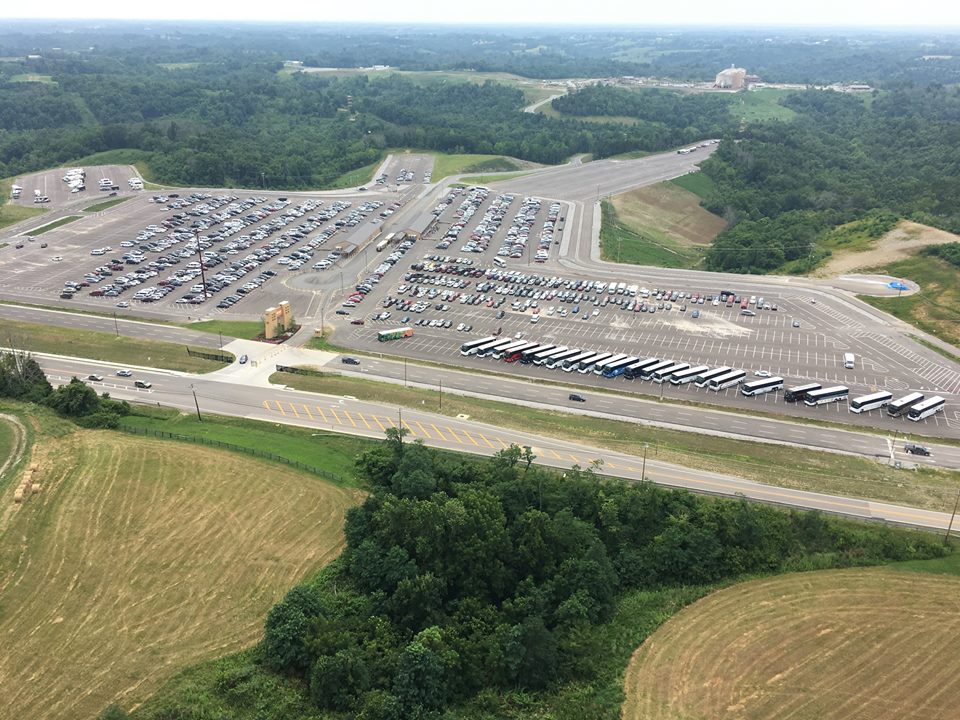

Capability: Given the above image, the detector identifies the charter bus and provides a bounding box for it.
[561,350,598,372]
[577,352,615,374]
[534,346,569,366]
[651,362,690,384]
[377,327,413,342]
[503,342,540,363]
[460,335,498,356]
[693,367,731,388]
[622,358,658,380]
[887,392,925,417]
[545,348,581,369]
[907,395,946,422]
[477,338,516,359]
[803,385,850,406]
[639,359,676,381]
[669,365,710,386]
[490,340,529,360]
[593,353,631,375]
[740,376,785,396]
[520,344,556,364]
[784,383,822,402]
[602,356,640,378]
[707,369,747,391]
[848,390,893,414]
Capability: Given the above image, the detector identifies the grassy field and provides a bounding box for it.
[119,406,370,487]
[599,199,710,269]
[0,201,44,231]
[70,148,152,168]
[670,170,718,200]
[431,153,524,180]
[622,563,960,720]
[860,254,960,348]
[0,405,361,720]
[24,215,81,236]
[270,371,960,512]
[84,197,130,213]
[459,169,537,184]
[1,319,232,372]
[730,88,798,123]
[186,319,264,340]
[609,182,724,247]
[9,73,56,83]
[327,159,382,189]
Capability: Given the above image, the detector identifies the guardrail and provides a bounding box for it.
[118,425,347,485]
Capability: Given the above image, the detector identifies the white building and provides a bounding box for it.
[715,66,747,90]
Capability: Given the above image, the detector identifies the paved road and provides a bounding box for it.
[35,352,960,532]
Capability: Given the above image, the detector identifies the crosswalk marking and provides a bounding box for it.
[274,400,285,416]
[303,405,314,420]
[289,403,300,419]
[315,406,327,423]
[372,415,386,432]
[446,426,462,443]
[417,421,432,439]
[357,412,373,430]
[343,410,357,428]
[478,433,495,449]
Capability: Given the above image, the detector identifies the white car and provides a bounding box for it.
[116,369,133,377]
[754,370,772,378]
[51,256,63,262]
[116,301,130,308]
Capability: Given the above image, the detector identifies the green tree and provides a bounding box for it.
[262,585,325,675]
[44,377,99,417]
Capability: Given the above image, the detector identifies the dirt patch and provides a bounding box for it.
[622,568,960,720]
[815,221,960,278]
[611,183,726,247]
[0,430,359,720]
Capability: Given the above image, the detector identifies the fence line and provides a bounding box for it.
[185,347,233,363]
[275,364,329,377]
[118,425,346,484]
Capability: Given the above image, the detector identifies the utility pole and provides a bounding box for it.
[218,331,223,350]
[439,378,442,411]
[113,312,119,337]
[404,357,407,387]
[641,442,649,481]
[946,489,960,543]
[191,385,202,422]
[194,230,208,311]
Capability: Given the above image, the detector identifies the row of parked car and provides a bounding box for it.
[341,237,418,309]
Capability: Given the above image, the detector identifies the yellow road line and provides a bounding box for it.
[496,438,511,449]
[461,430,479,447]
[402,420,416,436]
[357,412,373,430]
[315,406,327,423]
[383,416,396,429]
[273,400,285,416]
[262,400,271,411]
[478,433,496,449]
[372,415,386,432]
[289,403,300,419]
[416,421,431,439]
[569,454,578,462]
[330,408,342,425]
[343,410,357,428]
[431,424,447,441]
[549,449,564,460]
[446,426,462,443]
[303,405,314,421]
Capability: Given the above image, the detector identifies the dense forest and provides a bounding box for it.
[117,433,944,719]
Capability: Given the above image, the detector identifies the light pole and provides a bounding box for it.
[191,384,202,422]
[641,442,649,481]
[439,378,443,411]
[339,271,344,295]
[194,230,208,312]
[946,489,960,543]
[113,312,119,337]
[403,358,407,387]
[218,331,223,350]
[320,303,326,338]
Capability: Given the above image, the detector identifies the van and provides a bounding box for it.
[492,257,506,268]
[843,353,855,369]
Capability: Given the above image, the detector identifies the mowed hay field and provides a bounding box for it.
[622,568,960,720]
[0,430,361,720]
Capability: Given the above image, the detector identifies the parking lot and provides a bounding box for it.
[1,171,408,320]
[7,164,141,210]
[340,256,960,435]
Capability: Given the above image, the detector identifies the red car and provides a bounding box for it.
[350,319,365,325]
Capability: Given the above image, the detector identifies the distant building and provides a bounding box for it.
[715,66,747,90]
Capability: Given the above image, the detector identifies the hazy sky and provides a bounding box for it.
[1,0,959,27]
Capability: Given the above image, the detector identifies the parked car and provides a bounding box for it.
[754,370,772,378]
[792,320,801,328]
[350,319,365,325]
[239,354,248,364]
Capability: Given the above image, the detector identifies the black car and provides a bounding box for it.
[568,393,586,402]
[904,444,931,456]
[335,309,350,316]
[341,357,360,365]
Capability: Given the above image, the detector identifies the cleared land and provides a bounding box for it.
[1,319,232,372]
[623,566,960,720]
[271,371,960,512]
[84,197,130,213]
[431,152,535,180]
[0,419,360,720]
[815,220,960,278]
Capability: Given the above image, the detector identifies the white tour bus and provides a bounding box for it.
[907,396,946,422]
[651,362,690,384]
[577,352,614,374]
[804,385,850,406]
[669,365,710,386]
[694,367,731,388]
[534,346,569,366]
[848,390,893,414]
[740,376,785,396]
[887,392,925,417]
[593,353,630,375]
[561,350,598,372]
[460,335,498,356]
[545,348,582,369]
[707,369,747,391]
[639,359,675,381]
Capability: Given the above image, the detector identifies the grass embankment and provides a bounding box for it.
[186,319,263,340]
[24,215,81,235]
[670,170,718,199]
[431,153,524,180]
[119,405,369,487]
[327,159,382,189]
[1,319,232,372]
[599,199,709,269]
[860,254,960,349]
[730,88,798,123]
[622,557,960,720]
[0,177,46,230]
[9,73,56,83]
[0,401,360,720]
[83,197,130,213]
[270,370,960,512]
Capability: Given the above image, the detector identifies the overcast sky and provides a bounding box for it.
[1,0,958,27]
